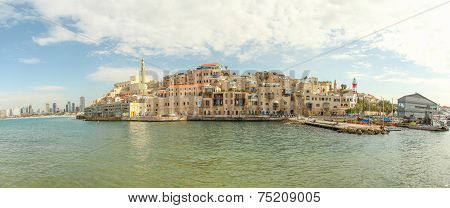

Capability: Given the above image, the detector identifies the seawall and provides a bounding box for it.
[81,115,290,122]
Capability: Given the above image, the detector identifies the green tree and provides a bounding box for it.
[346,98,397,115]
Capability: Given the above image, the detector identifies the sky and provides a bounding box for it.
[1,0,450,110]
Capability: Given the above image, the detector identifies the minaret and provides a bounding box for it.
[333,80,337,94]
[139,58,146,84]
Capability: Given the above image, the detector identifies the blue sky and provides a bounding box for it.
[1,0,450,110]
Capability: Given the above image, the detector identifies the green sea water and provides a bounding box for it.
[0,117,449,187]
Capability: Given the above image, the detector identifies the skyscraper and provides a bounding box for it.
[72,102,75,113]
[45,103,50,114]
[80,96,85,112]
[53,103,57,114]
[66,101,71,113]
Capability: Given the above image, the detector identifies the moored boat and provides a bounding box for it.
[405,124,448,132]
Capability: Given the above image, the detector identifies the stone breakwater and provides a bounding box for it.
[80,115,386,134]
[81,115,288,122]
[287,118,388,135]
[187,115,288,121]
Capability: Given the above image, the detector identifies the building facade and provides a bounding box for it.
[397,93,439,119]
[85,60,360,118]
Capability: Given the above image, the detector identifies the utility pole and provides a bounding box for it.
[382,97,384,128]
[391,98,394,121]
[368,98,371,126]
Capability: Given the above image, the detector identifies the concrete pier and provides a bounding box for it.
[287,118,388,135]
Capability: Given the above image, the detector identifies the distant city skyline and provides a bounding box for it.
[2,98,83,117]
[1,0,450,110]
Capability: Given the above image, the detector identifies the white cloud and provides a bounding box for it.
[6,0,447,72]
[33,85,65,91]
[373,68,407,80]
[33,26,94,45]
[87,65,165,83]
[22,0,444,66]
[370,6,450,73]
[0,0,32,27]
[347,71,368,80]
[282,55,296,64]
[17,57,41,64]
[330,54,354,60]
[352,61,372,69]
[0,90,66,109]
[87,66,137,83]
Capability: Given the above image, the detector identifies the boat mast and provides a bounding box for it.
[391,98,394,121]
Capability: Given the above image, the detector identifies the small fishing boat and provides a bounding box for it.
[385,126,401,132]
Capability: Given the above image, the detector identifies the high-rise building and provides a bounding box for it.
[66,101,71,113]
[72,102,75,113]
[53,103,57,114]
[45,103,50,114]
[28,105,33,114]
[80,96,86,112]
[20,106,30,115]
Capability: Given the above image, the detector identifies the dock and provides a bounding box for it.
[287,118,388,135]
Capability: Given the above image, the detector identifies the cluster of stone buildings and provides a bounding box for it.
[84,59,360,119]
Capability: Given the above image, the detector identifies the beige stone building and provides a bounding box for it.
[300,77,357,116]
